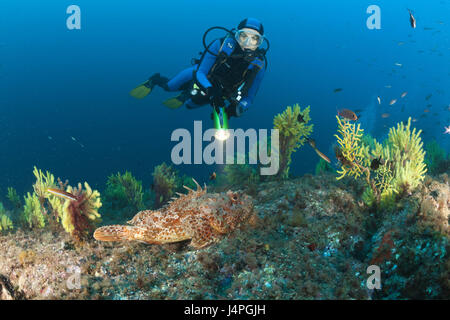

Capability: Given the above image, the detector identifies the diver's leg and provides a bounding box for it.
[166,66,196,91]
[147,73,170,91]
[143,66,196,97]
[148,66,195,92]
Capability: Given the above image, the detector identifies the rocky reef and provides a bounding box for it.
[0,105,448,300]
[0,168,447,299]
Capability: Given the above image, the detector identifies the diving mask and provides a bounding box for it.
[235,28,263,50]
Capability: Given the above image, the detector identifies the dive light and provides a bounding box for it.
[213,107,230,141]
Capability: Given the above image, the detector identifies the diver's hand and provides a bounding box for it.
[206,85,221,98]
[207,86,225,108]
[212,96,225,108]
[226,102,244,118]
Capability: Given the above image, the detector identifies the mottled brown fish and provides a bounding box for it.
[94,179,256,249]
[209,172,216,180]
[408,9,416,29]
[337,108,358,121]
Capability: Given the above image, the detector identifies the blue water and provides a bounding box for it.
[0,0,449,196]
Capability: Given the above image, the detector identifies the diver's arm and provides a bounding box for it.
[195,39,221,90]
[235,65,265,114]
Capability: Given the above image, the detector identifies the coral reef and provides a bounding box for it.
[151,162,195,208]
[152,162,179,208]
[334,115,370,182]
[61,182,102,242]
[335,117,427,208]
[368,174,449,299]
[273,103,313,179]
[32,166,56,214]
[6,187,21,211]
[104,171,144,213]
[0,170,447,300]
[19,167,102,242]
[0,138,447,300]
[22,192,45,229]
[0,202,13,232]
[386,118,427,194]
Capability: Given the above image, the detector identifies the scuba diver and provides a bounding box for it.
[130,18,268,122]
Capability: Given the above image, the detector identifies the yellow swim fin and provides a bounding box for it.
[130,80,153,99]
[162,94,185,109]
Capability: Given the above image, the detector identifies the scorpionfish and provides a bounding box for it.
[93,179,256,249]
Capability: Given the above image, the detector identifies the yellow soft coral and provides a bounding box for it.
[388,118,427,194]
[0,202,13,232]
[334,116,371,182]
[273,103,313,178]
[32,166,56,201]
[61,182,102,240]
[23,192,45,228]
[335,116,427,207]
[369,139,396,201]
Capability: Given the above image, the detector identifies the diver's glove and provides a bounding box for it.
[226,99,245,118]
[207,86,225,108]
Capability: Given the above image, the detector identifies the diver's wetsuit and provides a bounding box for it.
[163,37,265,112]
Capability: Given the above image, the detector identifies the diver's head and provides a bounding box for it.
[235,18,264,51]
